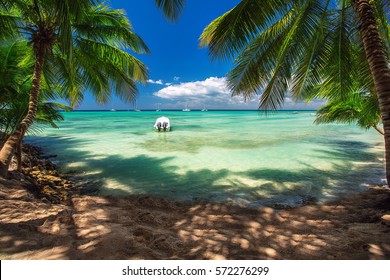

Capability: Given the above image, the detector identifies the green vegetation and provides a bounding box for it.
[315,92,383,135]
[0,41,70,140]
[1,0,388,183]
[200,0,390,182]
[0,0,185,177]
[0,0,149,176]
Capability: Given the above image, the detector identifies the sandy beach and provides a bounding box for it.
[0,145,390,260]
[1,0,390,264]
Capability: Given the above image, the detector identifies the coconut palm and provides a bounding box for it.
[0,40,72,170]
[200,0,390,182]
[1,98,71,171]
[0,0,152,177]
[1,88,71,143]
[0,40,34,141]
[0,39,70,130]
[315,92,383,135]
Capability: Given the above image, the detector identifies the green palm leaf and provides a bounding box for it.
[200,0,295,61]
[0,10,19,39]
[227,6,296,100]
[315,91,382,133]
[290,0,332,100]
[154,0,185,21]
[73,4,150,54]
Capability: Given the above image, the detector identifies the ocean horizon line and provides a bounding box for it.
[61,109,317,112]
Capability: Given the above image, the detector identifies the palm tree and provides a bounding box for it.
[0,0,151,177]
[314,92,383,135]
[0,39,72,131]
[0,0,186,178]
[0,40,72,170]
[1,98,71,171]
[200,0,390,183]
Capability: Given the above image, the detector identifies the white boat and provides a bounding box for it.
[201,105,208,112]
[182,104,191,112]
[110,108,116,112]
[154,116,171,132]
[156,103,161,112]
[134,101,141,111]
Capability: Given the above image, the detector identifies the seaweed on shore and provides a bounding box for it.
[8,144,77,204]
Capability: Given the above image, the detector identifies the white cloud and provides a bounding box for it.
[153,77,256,109]
[147,79,164,85]
[155,77,228,98]
[153,76,325,110]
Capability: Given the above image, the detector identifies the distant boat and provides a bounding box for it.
[201,105,208,112]
[110,103,116,111]
[134,101,141,112]
[156,103,161,112]
[182,103,191,112]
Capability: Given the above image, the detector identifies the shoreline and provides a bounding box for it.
[0,143,390,259]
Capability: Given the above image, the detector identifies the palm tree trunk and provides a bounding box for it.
[373,124,384,136]
[16,140,22,171]
[0,44,46,178]
[352,0,390,184]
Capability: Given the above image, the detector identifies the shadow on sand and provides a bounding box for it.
[1,177,390,260]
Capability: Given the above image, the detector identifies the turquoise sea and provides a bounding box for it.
[26,110,385,207]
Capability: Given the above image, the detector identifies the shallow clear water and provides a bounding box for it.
[26,110,385,207]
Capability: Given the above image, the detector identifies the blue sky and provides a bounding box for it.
[77,0,324,110]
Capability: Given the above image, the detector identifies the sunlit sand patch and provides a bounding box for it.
[0,201,64,223]
[65,161,89,168]
[77,239,102,253]
[367,244,388,259]
[18,246,70,260]
[258,247,279,259]
[213,176,260,188]
[77,225,111,240]
[231,237,251,249]
[99,179,136,195]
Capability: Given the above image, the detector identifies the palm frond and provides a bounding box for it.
[0,9,20,40]
[154,0,185,22]
[290,0,333,100]
[76,42,143,103]
[320,2,355,101]
[0,40,32,98]
[48,0,98,60]
[75,38,148,83]
[2,1,153,118]
[200,0,295,61]
[260,0,328,109]
[315,90,381,132]
[51,53,84,107]
[372,0,390,56]
[315,99,362,125]
[227,7,296,100]
[35,101,71,128]
[358,92,381,129]
[73,5,150,54]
